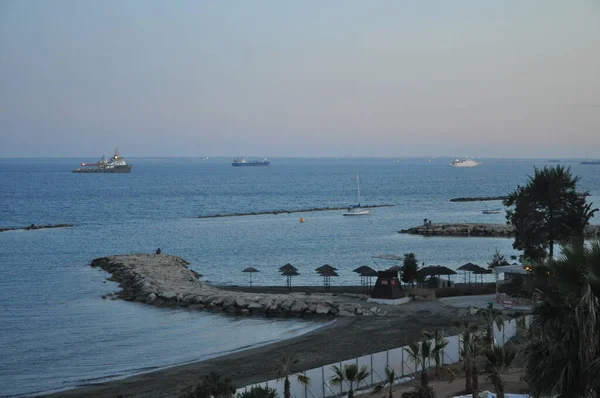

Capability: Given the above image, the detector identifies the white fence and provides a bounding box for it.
[236,317,530,398]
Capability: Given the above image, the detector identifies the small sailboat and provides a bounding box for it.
[343,169,370,216]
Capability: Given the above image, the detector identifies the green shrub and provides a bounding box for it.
[236,386,278,398]
[413,385,436,398]
[179,372,236,398]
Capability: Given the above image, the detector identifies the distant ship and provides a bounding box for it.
[72,149,132,173]
[450,159,481,167]
[231,157,270,167]
[581,160,600,165]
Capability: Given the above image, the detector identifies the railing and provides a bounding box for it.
[236,316,530,398]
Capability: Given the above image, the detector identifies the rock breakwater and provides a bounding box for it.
[93,254,381,318]
[197,205,394,219]
[0,223,74,233]
[449,196,506,202]
[399,223,600,238]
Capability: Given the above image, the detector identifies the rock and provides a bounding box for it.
[222,296,236,308]
[247,302,264,310]
[469,307,479,316]
[240,309,251,315]
[235,297,248,308]
[280,299,295,311]
[304,310,313,316]
[209,295,225,306]
[338,310,355,317]
[369,306,378,313]
[192,296,205,304]
[290,301,307,313]
[160,291,177,300]
[188,304,205,310]
[315,304,330,315]
[182,294,196,303]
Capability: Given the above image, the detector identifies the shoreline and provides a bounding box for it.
[45,299,478,398]
[197,204,395,219]
[399,222,600,238]
[40,318,337,398]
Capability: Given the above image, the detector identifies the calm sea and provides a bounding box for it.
[1,157,599,396]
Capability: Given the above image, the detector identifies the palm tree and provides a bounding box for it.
[481,309,506,351]
[372,365,396,398]
[523,239,600,397]
[275,356,310,398]
[329,364,370,398]
[485,345,516,398]
[423,329,448,380]
[459,330,475,394]
[180,372,236,398]
[404,340,433,387]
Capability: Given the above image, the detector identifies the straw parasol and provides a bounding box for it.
[315,264,338,273]
[242,266,259,287]
[473,267,493,284]
[279,264,299,292]
[417,265,457,287]
[316,267,339,292]
[353,265,376,293]
[457,262,481,284]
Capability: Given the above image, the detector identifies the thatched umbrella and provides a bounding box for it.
[279,264,299,292]
[279,263,297,273]
[315,264,337,273]
[353,265,376,292]
[457,262,481,284]
[242,266,259,287]
[417,265,457,287]
[317,268,339,292]
[473,267,493,284]
[361,268,378,294]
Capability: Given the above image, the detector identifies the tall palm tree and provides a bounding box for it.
[481,309,506,351]
[329,364,370,398]
[523,239,600,397]
[423,328,448,380]
[372,365,396,398]
[459,330,476,394]
[404,340,433,387]
[485,345,516,398]
[276,356,310,398]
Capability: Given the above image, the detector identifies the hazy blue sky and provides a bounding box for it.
[1,1,599,158]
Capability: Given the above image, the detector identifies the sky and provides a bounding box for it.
[0,1,599,158]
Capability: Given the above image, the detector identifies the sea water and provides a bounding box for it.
[0,157,598,396]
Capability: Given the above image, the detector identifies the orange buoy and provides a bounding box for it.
[300,217,305,223]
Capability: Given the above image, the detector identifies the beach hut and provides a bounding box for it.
[242,266,259,287]
[316,267,339,292]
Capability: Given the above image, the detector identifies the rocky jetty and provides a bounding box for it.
[93,254,380,318]
[399,223,600,238]
[449,196,506,202]
[0,223,74,233]
[197,205,394,219]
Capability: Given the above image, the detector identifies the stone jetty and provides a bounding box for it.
[197,205,394,219]
[0,223,74,233]
[399,223,600,238]
[449,196,506,202]
[93,254,378,318]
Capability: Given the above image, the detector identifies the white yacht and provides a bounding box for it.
[450,159,482,167]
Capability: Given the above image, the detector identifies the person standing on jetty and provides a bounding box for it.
[156,248,162,255]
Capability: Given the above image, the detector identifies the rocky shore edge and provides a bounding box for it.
[0,223,74,233]
[399,222,600,237]
[93,254,382,318]
[197,204,395,219]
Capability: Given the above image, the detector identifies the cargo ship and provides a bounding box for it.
[231,157,270,167]
[581,160,600,165]
[72,149,132,173]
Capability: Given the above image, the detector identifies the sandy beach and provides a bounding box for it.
[45,298,483,398]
